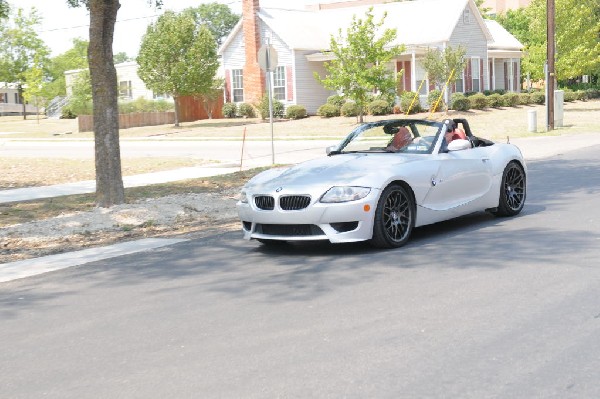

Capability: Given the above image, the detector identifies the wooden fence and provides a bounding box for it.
[77,94,224,132]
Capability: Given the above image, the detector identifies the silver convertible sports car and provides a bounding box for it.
[237,118,526,248]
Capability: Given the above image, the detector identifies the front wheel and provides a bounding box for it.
[370,184,415,248]
[493,161,526,216]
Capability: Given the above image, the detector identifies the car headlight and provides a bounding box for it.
[239,190,249,204]
[320,186,371,203]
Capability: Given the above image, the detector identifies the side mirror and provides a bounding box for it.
[326,145,338,155]
[447,139,471,152]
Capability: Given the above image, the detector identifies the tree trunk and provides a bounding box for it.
[173,95,180,127]
[88,0,125,207]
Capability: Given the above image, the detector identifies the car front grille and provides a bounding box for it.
[279,195,311,210]
[254,194,311,211]
[254,195,275,210]
[255,224,325,236]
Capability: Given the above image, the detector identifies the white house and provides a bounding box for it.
[0,82,40,116]
[64,61,171,101]
[218,0,524,114]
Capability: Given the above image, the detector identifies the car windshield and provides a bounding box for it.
[335,120,444,155]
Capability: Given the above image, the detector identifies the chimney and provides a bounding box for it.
[242,0,265,105]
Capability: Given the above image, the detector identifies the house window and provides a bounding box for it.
[119,80,132,99]
[14,93,22,104]
[153,92,169,100]
[0,93,6,103]
[471,58,480,92]
[463,9,471,24]
[455,73,464,93]
[232,69,244,102]
[273,66,286,100]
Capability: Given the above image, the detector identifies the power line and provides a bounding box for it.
[38,14,161,33]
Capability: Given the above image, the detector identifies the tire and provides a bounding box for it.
[493,161,526,216]
[370,183,415,248]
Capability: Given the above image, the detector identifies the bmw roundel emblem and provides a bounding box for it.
[276,187,283,192]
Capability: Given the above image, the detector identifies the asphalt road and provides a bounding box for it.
[1,145,600,398]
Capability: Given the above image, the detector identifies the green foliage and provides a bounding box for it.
[43,39,89,100]
[501,92,520,107]
[487,93,503,108]
[563,91,577,102]
[60,106,77,119]
[137,10,219,120]
[317,103,340,118]
[285,105,307,119]
[238,102,255,118]
[113,52,131,64]
[367,99,391,115]
[0,7,50,89]
[469,93,488,110]
[67,68,93,115]
[512,0,600,81]
[422,45,467,92]
[182,2,240,46]
[327,95,346,107]
[341,102,361,117]
[450,93,470,111]
[118,97,174,113]
[399,91,422,114]
[585,88,600,99]
[222,102,237,118]
[530,91,545,104]
[518,93,532,105]
[0,0,9,19]
[427,90,445,112]
[257,96,284,120]
[315,7,403,122]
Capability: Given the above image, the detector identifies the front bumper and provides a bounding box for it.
[236,189,380,243]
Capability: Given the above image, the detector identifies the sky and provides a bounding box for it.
[9,0,325,58]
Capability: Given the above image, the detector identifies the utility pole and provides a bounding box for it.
[546,0,555,131]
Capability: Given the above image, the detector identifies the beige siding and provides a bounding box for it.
[295,51,336,115]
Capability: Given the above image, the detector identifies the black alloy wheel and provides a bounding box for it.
[493,161,526,216]
[370,183,415,248]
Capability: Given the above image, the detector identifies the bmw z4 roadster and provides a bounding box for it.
[237,118,526,248]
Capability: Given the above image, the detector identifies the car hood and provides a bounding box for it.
[245,153,423,192]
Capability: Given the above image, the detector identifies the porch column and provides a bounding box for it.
[411,51,417,93]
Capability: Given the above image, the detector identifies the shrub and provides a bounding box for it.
[469,93,488,110]
[585,88,600,99]
[222,102,237,118]
[518,93,531,105]
[285,105,307,119]
[450,93,470,111]
[257,96,284,119]
[575,90,587,101]
[563,91,577,102]
[399,91,422,114]
[501,92,520,107]
[427,90,445,112]
[238,102,255,118]
[531,92,545,104]
[327,95,346,108]
[487,93,503,108]
[341,101,361,117]
[317,103,340,118]
[392,104,402,114]
[60,106,77,119]
[367,99,391,115]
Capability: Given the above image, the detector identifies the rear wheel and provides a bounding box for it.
[493,161,526,216]
[370,183,415,248]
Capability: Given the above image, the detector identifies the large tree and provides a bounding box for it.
[496,0,600,81]
[316,8,403,123]
[137,11,219,127]
[66,0,162,207]
[0,7,50,119]
[183,2,239,46]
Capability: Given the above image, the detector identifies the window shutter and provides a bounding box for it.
[286,66,293,101]
[224,69,231,102]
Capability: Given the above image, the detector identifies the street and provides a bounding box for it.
[1,145,600,398]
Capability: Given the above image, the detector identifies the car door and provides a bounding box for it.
[421,146,493,212]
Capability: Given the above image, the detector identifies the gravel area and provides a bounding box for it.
[0,189,241,264]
